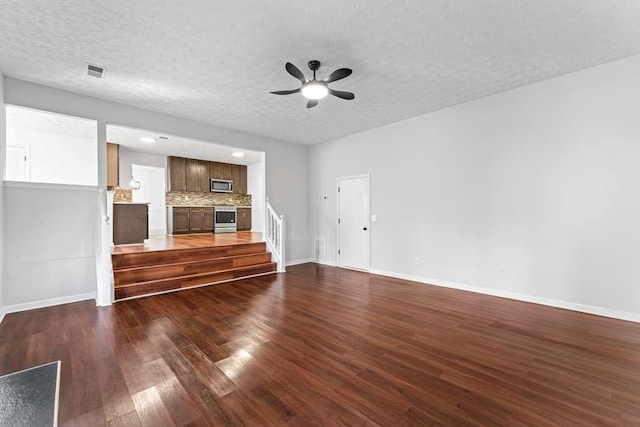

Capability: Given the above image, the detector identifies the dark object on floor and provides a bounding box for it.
[0,361,60,427]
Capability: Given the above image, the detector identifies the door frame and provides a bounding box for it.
[336,173,371,272]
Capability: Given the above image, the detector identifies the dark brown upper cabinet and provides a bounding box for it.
[186,158,213,192]
[168,156,248,194]
[168,156,187,191]
[198,160,210,192]
[222,163,233,180]
[210,162,223,180]
[238,165,247,195]
[107,143,119,190]
[231,164,248,194]
[231,165,241,194]
[185,158,200,192]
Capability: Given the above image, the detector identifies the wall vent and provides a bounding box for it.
[87,64,106,79]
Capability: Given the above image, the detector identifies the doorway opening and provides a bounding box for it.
[131,164,166,236]
[337,174,370,271]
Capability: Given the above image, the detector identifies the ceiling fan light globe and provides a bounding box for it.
[301,82,329,100]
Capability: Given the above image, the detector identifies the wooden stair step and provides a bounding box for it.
[114,262,277,300]
[112,242,267,269]
[113,252,273,285]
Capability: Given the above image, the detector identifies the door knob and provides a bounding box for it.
[363,227,368,231]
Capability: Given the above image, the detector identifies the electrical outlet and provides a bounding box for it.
[414,257,420,265]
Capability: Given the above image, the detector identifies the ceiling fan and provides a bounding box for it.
[270,60,354,109]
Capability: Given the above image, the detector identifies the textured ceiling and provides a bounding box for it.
[1,1,640,144]
[7,105,96,140]
[107,125,263,165]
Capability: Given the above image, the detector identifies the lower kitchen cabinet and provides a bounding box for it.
[168,206,214,234]
[113,203,149,245]
[237,207,252,231]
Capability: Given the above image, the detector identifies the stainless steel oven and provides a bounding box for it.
[214,206,237,233]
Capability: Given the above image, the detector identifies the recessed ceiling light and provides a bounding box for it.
[140,136,156,143]
[232,152,245,158]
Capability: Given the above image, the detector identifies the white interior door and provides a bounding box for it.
[5,145,28,181]
[338,175,370,271]
[131,164,166,236]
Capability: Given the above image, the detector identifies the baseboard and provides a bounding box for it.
[0,292,96,322]
[313,259,337,267]
[286,258,314,267]
[368,268,640,323]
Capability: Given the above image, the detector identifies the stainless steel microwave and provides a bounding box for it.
[210,179,233,193]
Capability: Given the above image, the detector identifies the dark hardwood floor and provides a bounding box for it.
[111,232,264,255]
[1,263,640,426]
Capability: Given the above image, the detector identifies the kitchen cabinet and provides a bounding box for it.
[238,165,247,194]
[185,159,200,192]
[237,207,252,231]
[113,203,148,245]
[222,163,233,180]
[168,207,190,234]
[168,156,187,191]
[210,161,235,185]
[107,143,119,189]
[168,156,248,194]
[210,162,223,180]
[186,159,212,192]
[189,207,214,232]
[231,165,247,194]
[167,206,214,234]
[203,209,214,231]
[198,160,210,192]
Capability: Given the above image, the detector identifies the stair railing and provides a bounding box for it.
[265,198,285,272]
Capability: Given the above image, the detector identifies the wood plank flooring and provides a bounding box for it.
[111,232,264,255]
[1,263,640,425]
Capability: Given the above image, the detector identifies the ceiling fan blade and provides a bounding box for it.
[329,89,355,100]
[324,68,352,83]
[270,88,301,95]
[307,99,318,109]
[285,62,307,83]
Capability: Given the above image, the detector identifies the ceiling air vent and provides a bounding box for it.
[87,64,106,79]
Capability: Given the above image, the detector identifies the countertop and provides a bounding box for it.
[167,205,252,208]
[113,202,150,205]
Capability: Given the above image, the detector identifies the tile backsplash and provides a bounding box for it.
[166,191,252,207]
[113,187,133,203]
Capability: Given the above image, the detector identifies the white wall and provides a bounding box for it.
[4,77,311,263]
[117,147,167,189]
[5,108,97,186]
[0,69,5,315]
[248,160,265,232]
[3,184,98,307]
[310,54,640,318]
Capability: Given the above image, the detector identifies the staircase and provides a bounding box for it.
[112,241,277,300]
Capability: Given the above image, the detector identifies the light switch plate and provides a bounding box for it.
[371,214,377,222]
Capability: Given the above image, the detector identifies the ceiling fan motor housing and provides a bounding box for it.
[308,60,321,71]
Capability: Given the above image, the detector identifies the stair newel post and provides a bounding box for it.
[278,214,285,272]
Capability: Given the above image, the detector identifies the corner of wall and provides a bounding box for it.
[1,68,6,320]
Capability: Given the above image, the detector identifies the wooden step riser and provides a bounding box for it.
[115,263,277,300]
[114,253,273,285]
[112,242,267,269]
